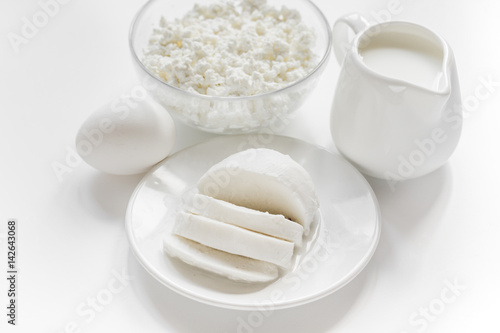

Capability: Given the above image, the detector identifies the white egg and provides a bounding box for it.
[75,97,176,175]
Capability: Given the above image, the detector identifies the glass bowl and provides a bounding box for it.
[129,0,332,134]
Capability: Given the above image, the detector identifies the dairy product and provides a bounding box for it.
[174,211,294,268]
[163,233,278,282]
[359,31,444,90]
[197,148,319,235]
[142,0,317,97]
[188,193,304,246]
[163,148,319,282]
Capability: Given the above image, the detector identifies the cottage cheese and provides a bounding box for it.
[142,0,318,97]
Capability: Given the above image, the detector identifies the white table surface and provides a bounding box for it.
[1,0,499,332]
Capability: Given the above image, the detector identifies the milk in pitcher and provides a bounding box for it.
[358,31,445,91]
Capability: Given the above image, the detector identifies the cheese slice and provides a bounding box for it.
[163,233,278,283]
[173,211,294,268]
[197,148,319,235]
[187,193,304,246]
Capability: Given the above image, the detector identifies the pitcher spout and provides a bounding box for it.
[408,41,459,123]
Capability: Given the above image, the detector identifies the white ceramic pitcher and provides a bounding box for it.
[330,13,462,181]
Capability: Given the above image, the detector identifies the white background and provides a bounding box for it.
[1,0,499,332]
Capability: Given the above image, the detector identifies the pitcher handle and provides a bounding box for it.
[332,13,370,65]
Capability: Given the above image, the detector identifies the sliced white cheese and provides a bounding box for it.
[163,233,278,283]
[173,211,294,268]
[187,193,304,246]
[197,148,319,235]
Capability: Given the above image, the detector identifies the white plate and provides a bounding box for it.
[125,135,381,310]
